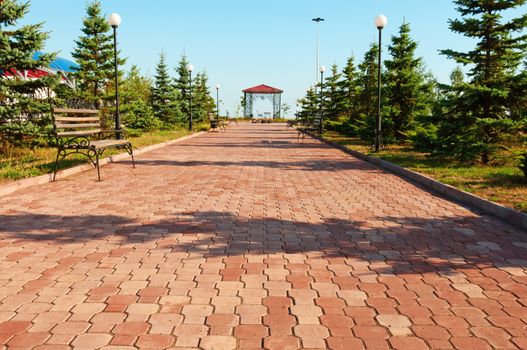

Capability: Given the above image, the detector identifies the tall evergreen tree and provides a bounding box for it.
[0,0,56,146]
[193,71,214,122]
[72,0,123,104]
[174,54,191,119]
[321,64,342,122]
[151,53,181,124]
[338,56,360,123]
[356,43,379,140]
[296,87,318,121]
[440,0,527,163]
[384,22,433,141]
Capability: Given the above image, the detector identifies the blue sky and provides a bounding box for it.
[22,0,526,116]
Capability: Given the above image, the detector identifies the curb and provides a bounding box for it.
[307,131,527,232]
[0,131,205,199]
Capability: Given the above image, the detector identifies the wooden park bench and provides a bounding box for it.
[208,113,226,132]
[297,113,323,141]
[51,107,135,181]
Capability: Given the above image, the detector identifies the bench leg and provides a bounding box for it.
[129,144,136,168]
[95,152,101,181]
[52,150,61,181]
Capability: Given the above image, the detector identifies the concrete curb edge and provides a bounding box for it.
[307,132,527,232]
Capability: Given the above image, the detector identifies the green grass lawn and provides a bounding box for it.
[324,131,527,213]
[0,126,209,184]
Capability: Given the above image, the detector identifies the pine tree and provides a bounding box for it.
[174,54,191,119]
[0,0,57,146]
[337,56,360,123]
[384,22,433,142]
[356,43,379,140]
[151,53,181,124]
[192,71,214,123]
[297,87,318,122]
[72,0,124,104]
[440,0,527,163]
[321,64,342,123]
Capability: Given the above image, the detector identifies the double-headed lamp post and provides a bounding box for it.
[108,13,121,139]
[374,14,387,152]
[216,84,220,120]
[319,65,326,135]
[187,64,194,131]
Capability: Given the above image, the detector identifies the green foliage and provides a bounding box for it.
[121,65,152,104]
[356,43,380,141]
[321,64,342,122]
[518,151,527,178]
[72,0,125,105]
[384,22,434,142]
[296,87,318,122]
[151,53,182,124]
[174,54,191,118]
[438,0,527,163]
[192,71,215,122]
[0,0,57,148]
[337,56,360,126]
[122,100,160,131]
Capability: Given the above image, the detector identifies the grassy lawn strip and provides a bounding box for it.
[0,126,206,184]
[324,131,527,213]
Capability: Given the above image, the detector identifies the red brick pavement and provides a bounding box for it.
[0,123,526,349]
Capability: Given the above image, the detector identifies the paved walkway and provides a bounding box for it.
[1,123,526,350]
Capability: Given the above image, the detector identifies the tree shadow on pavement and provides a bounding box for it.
[1,210,526,276]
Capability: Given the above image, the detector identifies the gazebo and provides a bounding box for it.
[242,84,283,119]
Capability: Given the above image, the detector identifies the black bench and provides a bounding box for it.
[51,107,135,181]
[297,114,323,141]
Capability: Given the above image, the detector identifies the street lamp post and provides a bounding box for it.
[319,65,326,135]
[312,17,325,94]
[187,64,194,131]
[374,14,387,152]
[216,84,220,120]
[108,13,121,139]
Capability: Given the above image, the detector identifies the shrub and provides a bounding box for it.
[122,100,161,131]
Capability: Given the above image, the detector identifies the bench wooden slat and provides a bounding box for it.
[55,117,100,122]
[53,108,99,114]
[56,123,101,129]
[57,129,101,136]
[90,139,130,149]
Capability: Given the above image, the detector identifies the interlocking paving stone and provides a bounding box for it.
[1,123,527,349]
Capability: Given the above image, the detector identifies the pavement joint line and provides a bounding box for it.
[0,131,206,199]
[305,130,527,232]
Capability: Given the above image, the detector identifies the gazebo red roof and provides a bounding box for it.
[242,84,283,94]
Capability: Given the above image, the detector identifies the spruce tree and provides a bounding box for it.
[193,71,214,123]
[321,64,342,123]
[440,0,527,163]
[356,43,379,140]
[174,54,191,119]
[0,0,56,146]
[337,56,360,124]
[297,87,318,121]
[384,22,433,142]
[151,53,181,124]
[72,0,123,104]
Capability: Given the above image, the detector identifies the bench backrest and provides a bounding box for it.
[52,108,101,137]
[312,113,323,126]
